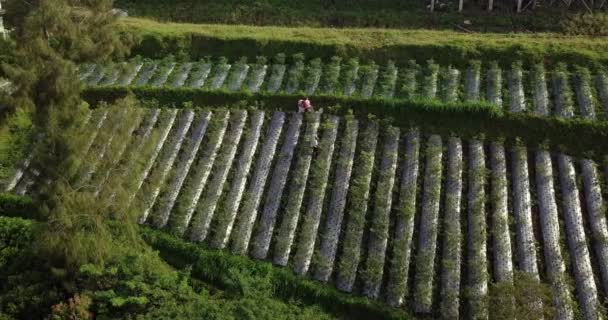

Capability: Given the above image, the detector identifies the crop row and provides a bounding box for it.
[7,107,608,319]
[79,56,608,121]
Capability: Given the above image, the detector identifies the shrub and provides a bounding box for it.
[489,271,555,319]
[49,294,93,320]
[0,107,33,185]
[0,193,37,219]
[561,13,608,37]
[0,216,34,272]
[140,226,409,320]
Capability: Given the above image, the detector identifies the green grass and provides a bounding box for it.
[114,0,566,32]
[0,215,342,319]
[122,17,608,68]
[140,225,411,320]
[0,212,408,319]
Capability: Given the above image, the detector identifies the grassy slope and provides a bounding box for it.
[123,17,608,67]
[114,0,564,32]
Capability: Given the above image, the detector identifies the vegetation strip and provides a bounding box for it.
[102,108,161,199]
[511,144,540,277]
[413,134,443,313]
[535,150,575,320]
[246,57,268,93]
[170,62,194,87]
[272,112,322,266]
[557,153,600,320]
[84,108,144,193]
[170,111,229,236]
[532,64,550,116]
[490,142,514,283]
[89,108,148,195]
[133,62,158,86]
[313,117,358,282]
[385,129,421,307]
[75,108,129,187]
[15,109,108,195]
[230,112,285,255]
[227,57,250,91]
[138,110,194,223]
[439,137,464,319]
[251,113,302,259]
[466,139,488,319]
[209,111,265,249]
[596,71,608,114]
[189,111,247,243]
[573,67,596,120]
[362,126,400,299]
[553,63,575,118]
[125,109,178,207]
[74,110,131,188]
[335,122,379,292]
[152,111,211,228]
[186,60,212,88]
[5,110,94,193]
[292,116,339,275]
[579,159,608,297]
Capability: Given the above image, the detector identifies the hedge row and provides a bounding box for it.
[122,18,608,69]
[0,193,38,219]
[139,226,409,320]
[83,86,608,160]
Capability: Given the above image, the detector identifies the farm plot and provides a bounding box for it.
[8,107,608,319]
[82,55,608,121]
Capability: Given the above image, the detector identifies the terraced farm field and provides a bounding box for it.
[80,56,608,120]
[8,2,608,319]
[7,101,608,318]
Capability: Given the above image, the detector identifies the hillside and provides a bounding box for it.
[7,105,608,318]
[2,1,608,319]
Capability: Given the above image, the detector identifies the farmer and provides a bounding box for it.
[298,97,314,113]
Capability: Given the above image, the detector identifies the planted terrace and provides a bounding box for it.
[6,104,608,319]
[79,55,608,121]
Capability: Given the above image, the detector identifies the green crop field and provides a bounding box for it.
[2,1,608,319]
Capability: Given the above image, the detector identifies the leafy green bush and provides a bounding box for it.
[0,108,33,186]
[0,217,340,320]
[561,14,608,37]
[75,252,206,319]
[0,193,37,219]
[489,271,555,319]
[0,216,34,273]
[49,294,93,320]
[140,226,410,320]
